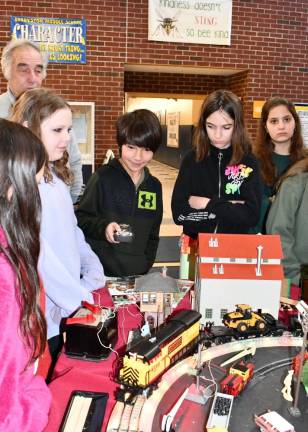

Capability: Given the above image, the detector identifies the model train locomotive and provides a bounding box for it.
[118,309,202,389]
[220,360,255,397]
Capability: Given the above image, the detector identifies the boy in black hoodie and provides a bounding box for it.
[76,109,163,276]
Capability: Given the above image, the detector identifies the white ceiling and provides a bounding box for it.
[124,63,246,76]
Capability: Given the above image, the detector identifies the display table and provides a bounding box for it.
[44,289,308,432]
[45,287,191,431]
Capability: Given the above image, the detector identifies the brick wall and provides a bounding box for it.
[124,72,225,95]
[1,1,307,165]
[0,0,127,164]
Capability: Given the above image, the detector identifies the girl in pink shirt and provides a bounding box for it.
[0,119,51,431]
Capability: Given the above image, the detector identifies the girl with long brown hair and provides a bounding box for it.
[172,89,262,237]
[0,119,51,430]
[253,96,306,233]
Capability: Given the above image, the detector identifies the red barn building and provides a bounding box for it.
[195,233,284,325]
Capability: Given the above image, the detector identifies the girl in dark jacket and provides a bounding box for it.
[267,157,308,286]
[172,89,262,238]
[252,97,306,233]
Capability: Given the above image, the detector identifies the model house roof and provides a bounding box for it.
[198,233,283,260]
[135,272,180,293]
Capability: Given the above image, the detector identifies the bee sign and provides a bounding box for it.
[148,0,232,46]
[10,16,86,64]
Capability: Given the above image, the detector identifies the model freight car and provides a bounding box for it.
[279,304,303,336]
[222,304,288,337]
[223,304,269,333]
[118,309,201,389]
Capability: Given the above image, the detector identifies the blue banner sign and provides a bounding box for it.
[10,16,86,64]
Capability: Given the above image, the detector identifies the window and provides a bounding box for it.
[220,309,228,318]
[142,293,149,303]
[205,309,213,319]
[149,293,157,304]
[230,258,236,262]
[213,257,220,262]
[165,294,171,306]
[68,101,95,170]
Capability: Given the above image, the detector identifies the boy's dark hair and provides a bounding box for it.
[116,109,162,153]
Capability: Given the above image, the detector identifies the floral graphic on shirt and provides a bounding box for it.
[224,164,253,195]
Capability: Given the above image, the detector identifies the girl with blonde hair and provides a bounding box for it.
[11,88,105,361]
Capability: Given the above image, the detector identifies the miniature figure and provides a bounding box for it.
[281,370,294,402]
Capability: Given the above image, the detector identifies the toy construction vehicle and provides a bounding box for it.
[223,304,268,334]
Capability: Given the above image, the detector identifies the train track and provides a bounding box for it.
[245,357,293,392]
[107,395,146,432]
[107,335,303,432]
[254,357,293,376]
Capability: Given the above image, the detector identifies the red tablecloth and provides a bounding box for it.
[45,287,191,431]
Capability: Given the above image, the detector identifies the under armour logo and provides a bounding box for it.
[138,191,156,210]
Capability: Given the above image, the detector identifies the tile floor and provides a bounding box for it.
[149,159,182,237]
[148,159,182,276]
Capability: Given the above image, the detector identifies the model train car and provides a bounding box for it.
[278,304,303,336]
[220,361,254,397]
[223,304,277,334]
[204,304,294,345]
[118,309,201,389]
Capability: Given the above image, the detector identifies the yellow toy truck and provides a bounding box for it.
[222,304,267,334]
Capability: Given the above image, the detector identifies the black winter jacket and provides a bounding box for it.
[76,159,163,276]
[171,146,262,238]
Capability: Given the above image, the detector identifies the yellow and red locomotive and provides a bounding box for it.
[220,361,255,397]
[118,309,201,389]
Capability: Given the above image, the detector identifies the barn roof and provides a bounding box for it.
[198,233,283,260]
